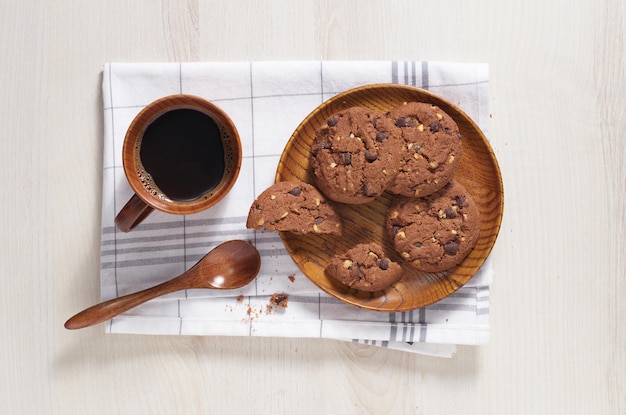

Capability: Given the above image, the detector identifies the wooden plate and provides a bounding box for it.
[275,84,503,312]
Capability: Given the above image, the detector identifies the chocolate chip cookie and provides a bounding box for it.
[386,180,479,272]
[246,181,343,235]
[325,243,403,292]
[386,102,462,197]
[311,107,403,204]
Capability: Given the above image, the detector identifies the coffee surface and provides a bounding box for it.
[140,109,225,201]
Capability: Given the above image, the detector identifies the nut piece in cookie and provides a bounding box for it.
[325,243,403,292]
[386,180,480,272]
[311,107,403,204]
[246,181,342,235]
[386,102,462,197]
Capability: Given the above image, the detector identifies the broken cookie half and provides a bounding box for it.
[246,180,343,235]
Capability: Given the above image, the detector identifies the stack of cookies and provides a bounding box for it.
[247,102,480,292]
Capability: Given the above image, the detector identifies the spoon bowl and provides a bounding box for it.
[181,239,262,289]
[65,240,261,330]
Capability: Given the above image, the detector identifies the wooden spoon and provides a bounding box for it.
[65,240,261,330]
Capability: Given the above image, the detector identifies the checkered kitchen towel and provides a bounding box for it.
[101,61,491,357]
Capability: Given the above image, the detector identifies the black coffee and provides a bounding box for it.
[139,109,225,202]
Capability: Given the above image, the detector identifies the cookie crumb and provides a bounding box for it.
[288,274,296,283]
[269,292,289,308]
[236,295,245,302]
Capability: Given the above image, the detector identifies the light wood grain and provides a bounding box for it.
[1,0,624,414]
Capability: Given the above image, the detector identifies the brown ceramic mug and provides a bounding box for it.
[115,94,242,232]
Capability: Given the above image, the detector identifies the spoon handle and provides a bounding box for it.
[64,276,191,330]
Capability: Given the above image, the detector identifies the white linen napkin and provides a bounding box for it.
[101,61,491,357]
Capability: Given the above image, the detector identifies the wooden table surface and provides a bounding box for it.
[1,1,624,414]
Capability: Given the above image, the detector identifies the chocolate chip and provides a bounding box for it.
[444,128,452,136]
[429,121,441,133]
[395,117,407,127]
[311,140,331,156]
[375,132,389,142]
[454,195,466,208]
[288,187,302,196]
[363,183,379,197]
[407,119,416,127]
[413,242,423,248]
[372,116,379,128]
[314,217,325,224]
[444,207,457,218]
[444,241,459,255]
[378,258,389,270]
[365,151,378,162]
[338,152,352,165]
[327,116,339,127]
[456,132,463,140]
[390,225,401,238]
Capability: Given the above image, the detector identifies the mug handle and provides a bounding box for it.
[114,194,154,232]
